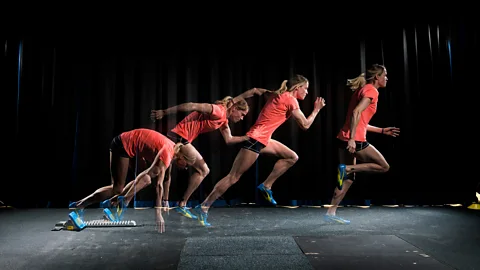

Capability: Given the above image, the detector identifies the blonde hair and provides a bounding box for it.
[215,96,234,107]
[173,143,196,164]
[274,74,309,94]
[232,98,248,111]
[215,96,249,112]
[347,64,386,91]
[346,73,366,90]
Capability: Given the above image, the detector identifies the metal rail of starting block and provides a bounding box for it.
[52,219,137,231]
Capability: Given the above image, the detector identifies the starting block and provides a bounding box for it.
[53,219,137,231]
[52,211,137,231]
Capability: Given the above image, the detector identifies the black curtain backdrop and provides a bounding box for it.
[3,21,477,208]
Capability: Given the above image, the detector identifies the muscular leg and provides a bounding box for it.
[106,158,160,206]
[115,163,162,221]
[326,144,389,221]
[122,173,153,206]
[162,165,172,206]
[106,156,152,206]
[110,180,135,201]
[259,139,299,188]
[327,148,355,216]
[75,151,130,208]
[179,144,209,207]
[345,144,390,174]
[200,148,259,211]
[256,139,298,205]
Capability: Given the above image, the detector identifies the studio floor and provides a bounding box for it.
[0,204,479,270]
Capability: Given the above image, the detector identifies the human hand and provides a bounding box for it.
[249,125,267,139]
[314,97,326,112]
[150,110,165,121]
[155,208,165,233]
[347,139,356,153]
[383,127,400,137]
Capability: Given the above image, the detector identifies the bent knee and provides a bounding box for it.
[150,165,161,177]
[198,164,210,178]
[381,163,390,173]
[288,152,299,164]
[378,162,390,173]
[142,175,152,186]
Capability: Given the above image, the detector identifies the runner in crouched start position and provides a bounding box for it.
[68,128,197,232]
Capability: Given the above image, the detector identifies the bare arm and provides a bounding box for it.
[369,124,400,137]
[349,97,373,140]
[164,102,213,115]
[138,149,167,233]
[152,162,167,208]
[151,102,213,120]
[291,97,326,130]
[367,124,383,133]
[233,88,271,103]
[155,169,166,208]
[218,125,249,145]
[154,166,166,233]
[291,109,320,130]
[162,164,173,203]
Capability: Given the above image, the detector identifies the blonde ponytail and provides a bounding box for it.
[346,73,366,91]
[274,75,308,94]
[215,96,234,109]
[173,142,183,156]
[274,80,289,94]
[174,142,196,164]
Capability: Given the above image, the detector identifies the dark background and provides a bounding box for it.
[2,18,477,208]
